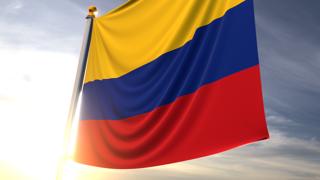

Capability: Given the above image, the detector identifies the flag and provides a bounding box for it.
[74,0,269,169]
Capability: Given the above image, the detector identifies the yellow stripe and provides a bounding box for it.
[85,0,245,83]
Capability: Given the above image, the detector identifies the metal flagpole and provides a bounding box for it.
[56,6,97,180]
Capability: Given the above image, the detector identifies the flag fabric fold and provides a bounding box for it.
[74,0,269,169]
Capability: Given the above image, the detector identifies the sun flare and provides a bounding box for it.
[0,49,79,180]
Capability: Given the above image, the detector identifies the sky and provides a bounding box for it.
[0,0,319,179]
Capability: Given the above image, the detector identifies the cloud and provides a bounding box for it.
[254,0,320,139]
[4,0,23,13]
[0,0,128,53]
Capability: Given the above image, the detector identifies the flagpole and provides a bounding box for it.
[56,6,97,180]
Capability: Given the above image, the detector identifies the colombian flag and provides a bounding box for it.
[74,0,269,168]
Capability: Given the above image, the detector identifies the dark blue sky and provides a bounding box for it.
[255,0,320,139]
[0,0,319,179]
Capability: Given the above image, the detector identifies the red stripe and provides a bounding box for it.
[74,65,269,168]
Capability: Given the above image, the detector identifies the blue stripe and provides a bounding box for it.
[80,0,259,120]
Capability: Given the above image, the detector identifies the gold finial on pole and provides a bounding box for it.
[88,6,98,18]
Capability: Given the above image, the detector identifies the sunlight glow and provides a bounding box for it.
[0,49,78,180]
[94,11,99,17]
